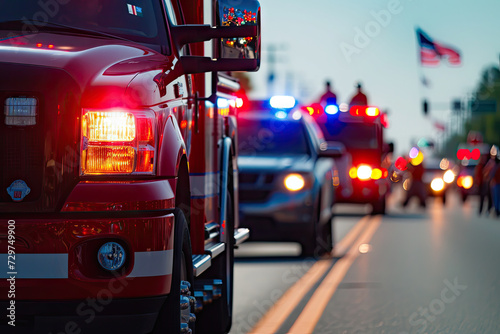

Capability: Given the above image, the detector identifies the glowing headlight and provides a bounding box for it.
[98,242,126,271]
[462,176,473,189]
[430,178,445,192]
[284,174,305,191]
[357,165,372,181]
[443,170,455,184]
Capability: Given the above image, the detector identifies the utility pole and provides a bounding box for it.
[266,44,288,98]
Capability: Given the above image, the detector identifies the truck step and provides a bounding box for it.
[192,254,211,277]
[234,228,250,246]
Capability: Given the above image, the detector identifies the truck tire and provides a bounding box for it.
[152,208,194,334]
[301,197,332,257]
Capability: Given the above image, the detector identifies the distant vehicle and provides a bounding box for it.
[456,138,490,202]
[422,158,456,204]
[237,97,341,256]
[312,103,393,214]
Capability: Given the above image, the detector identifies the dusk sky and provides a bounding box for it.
[246,0,500,155]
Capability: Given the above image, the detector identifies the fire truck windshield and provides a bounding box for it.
[238,118,310,156]
[0,0,167,49]
[319,122,379,150]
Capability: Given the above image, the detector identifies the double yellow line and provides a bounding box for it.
[249,215,382,334]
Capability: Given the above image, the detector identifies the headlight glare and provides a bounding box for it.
[430,178,445,192]
[284,173,305,191]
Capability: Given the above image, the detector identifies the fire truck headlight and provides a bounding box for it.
[98,242,126,271]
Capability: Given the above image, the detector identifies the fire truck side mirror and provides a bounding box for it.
[217,0,261,64]
[170,0,261,73]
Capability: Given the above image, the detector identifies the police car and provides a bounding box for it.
[237,96,341,256]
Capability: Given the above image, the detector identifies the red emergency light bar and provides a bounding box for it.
[349,106,380,117]
[456,148,481,161]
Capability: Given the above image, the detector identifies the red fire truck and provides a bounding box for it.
[311,104,393,215]
[0,0,260,333]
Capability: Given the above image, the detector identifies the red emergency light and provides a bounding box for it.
[456,148,480,161]
[380,113,389,128]
[303,103,323,116]
[349,106,380,117]
[395,156,408,171]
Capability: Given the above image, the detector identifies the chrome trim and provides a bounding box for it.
[192,254,211,277]
[206,242,225,258]
[234,228,250,246]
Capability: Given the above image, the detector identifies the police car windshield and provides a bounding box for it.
[320,122,379,150]
[238,118,310,156]
[0,0,166,50]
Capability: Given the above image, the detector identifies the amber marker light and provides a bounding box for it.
[371,168,382,180]
[81,109,156,175]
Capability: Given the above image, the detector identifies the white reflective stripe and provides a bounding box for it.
[204,0,212,97]
[128,250,174,278]
[190,173,220,197]
[0,253,68,279]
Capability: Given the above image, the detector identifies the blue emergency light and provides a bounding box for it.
[275,110,287,119]
[325,104,339,115]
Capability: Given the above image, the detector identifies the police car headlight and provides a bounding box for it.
[284,173,305,191]
[98,242,126,271]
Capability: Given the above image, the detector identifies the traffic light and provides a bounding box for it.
[423,99,429,116]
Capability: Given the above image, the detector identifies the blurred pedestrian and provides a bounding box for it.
[476,153,490,215]
[402,160,426,208]
[490,148,500,216]
[318,80,337,108]
[348,82,368,107]
[482,145,498,215]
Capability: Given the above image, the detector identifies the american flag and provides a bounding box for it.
[416,28,461,67]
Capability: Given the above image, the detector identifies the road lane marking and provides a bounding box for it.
[288,215,382,334]
[248,215,371,334]
[332,215,371,257]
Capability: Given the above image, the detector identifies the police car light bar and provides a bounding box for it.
[270,95,296,109]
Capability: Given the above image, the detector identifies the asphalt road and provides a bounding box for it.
[230,188,500,334]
